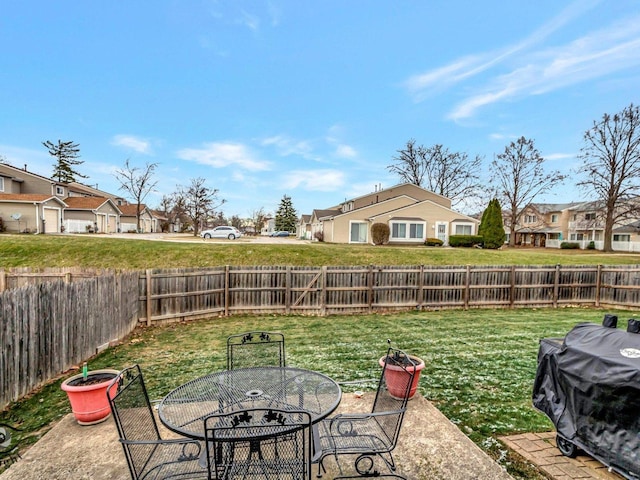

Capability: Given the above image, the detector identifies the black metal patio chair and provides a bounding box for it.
[227,331,286,370]
[315,347,416,479]
[204,407,313,479]
[106,364,206,480]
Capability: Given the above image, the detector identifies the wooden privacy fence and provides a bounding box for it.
[0,271,139,408]
[0,267,116,292]
[139,265,640,324]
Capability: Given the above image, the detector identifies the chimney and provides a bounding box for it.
[24,164,27,171]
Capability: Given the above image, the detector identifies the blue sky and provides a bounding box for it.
[2,1,640,217]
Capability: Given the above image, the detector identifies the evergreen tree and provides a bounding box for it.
[43,140,87,183]
[275,195,297,232]
[478,198,506,249]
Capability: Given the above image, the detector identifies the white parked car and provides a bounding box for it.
[200,226,242,240]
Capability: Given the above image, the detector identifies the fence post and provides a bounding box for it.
[0,269,5,292]
[553,264,560,308]
[145,269,152,326]
[321,266,327,316]
[285,266,291,314]
[510,265,516,309]
[224,265,230,317]
[418,265,424,310]
[596,264,602,307]
[464,265,470,310]
[367,265,374,313]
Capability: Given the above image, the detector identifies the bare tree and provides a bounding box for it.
[422,145,483,210]
[491,136,565,247]
[250,207,269,235]
[157,193,185,232]
[114,159,158,233]
[577,103,640,252]
[387,139,426,186]
[388,139,483,209]
[179,177,225,236]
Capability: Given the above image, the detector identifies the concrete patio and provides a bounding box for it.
[0,392,512,480]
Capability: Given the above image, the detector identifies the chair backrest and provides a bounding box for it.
[204,408,312,480]
[371,347,416,449]
[226,331,285,370]
[106,365,162,479]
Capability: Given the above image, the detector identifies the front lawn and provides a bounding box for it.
[2,307,637,478]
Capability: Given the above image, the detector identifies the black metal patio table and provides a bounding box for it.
[158,366,342,440]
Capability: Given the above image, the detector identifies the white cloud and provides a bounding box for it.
[335,144,357,158]
[448,15,640,120]
[112,135,152,154]
[261,135,318,160]
[177,142,271,171]
[545,153,575,160]
[489,133,518,141]
[282,169,345,192]
[401,0,640,119]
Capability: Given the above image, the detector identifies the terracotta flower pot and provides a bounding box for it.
[61,369,119,425]
[379,354,425,400]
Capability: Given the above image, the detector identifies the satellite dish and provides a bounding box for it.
[11,213,22,221]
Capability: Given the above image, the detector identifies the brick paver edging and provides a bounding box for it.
[500,432,623,480]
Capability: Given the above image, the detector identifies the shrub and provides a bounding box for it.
[560,242,580,249]
[425,238,444,247]
[449,235,483,248]
[371,223,390,245]
[478,199,506,249]
[313,231,324,242]
[0,217,5,232]
[587,241,596,250]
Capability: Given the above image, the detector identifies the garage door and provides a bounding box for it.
[44,208,59,233]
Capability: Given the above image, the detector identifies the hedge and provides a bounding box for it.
[449,235,483,248]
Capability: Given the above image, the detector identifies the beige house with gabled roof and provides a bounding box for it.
[63,196,121,233]
[0,193,67,233]
[303,183,478,245]
[118,204,156,233]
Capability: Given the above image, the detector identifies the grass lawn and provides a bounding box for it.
[2,307,639,479]
[2,233,640,268]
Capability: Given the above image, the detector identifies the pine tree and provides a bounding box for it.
[479,198,506,249]
[275,195,298,232]
[43,140,87,183]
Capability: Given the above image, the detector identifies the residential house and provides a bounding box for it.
[516,201,640,251]
[612,220,640,252]
[0,163,69,233]
[515,203,581,247]
[63,197,121,233]
[0,193,67,233]
[118,204,156,233]
[297,214,312,240]
[303,183,478,245]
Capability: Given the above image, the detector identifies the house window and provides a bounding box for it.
[613,234,630,242]
[585,213,596,221]
[350,222,368,243]
[0,177,4,192]
[390,221,425,241]
[524,215,537,223]
[55,186,64,196]
[392,223,406,238]
[454,224,473,235]
[551,214,558,223]
[570,233,584,241]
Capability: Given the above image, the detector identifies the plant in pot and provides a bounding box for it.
[61,363,120,425]
[379,349,425,400]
